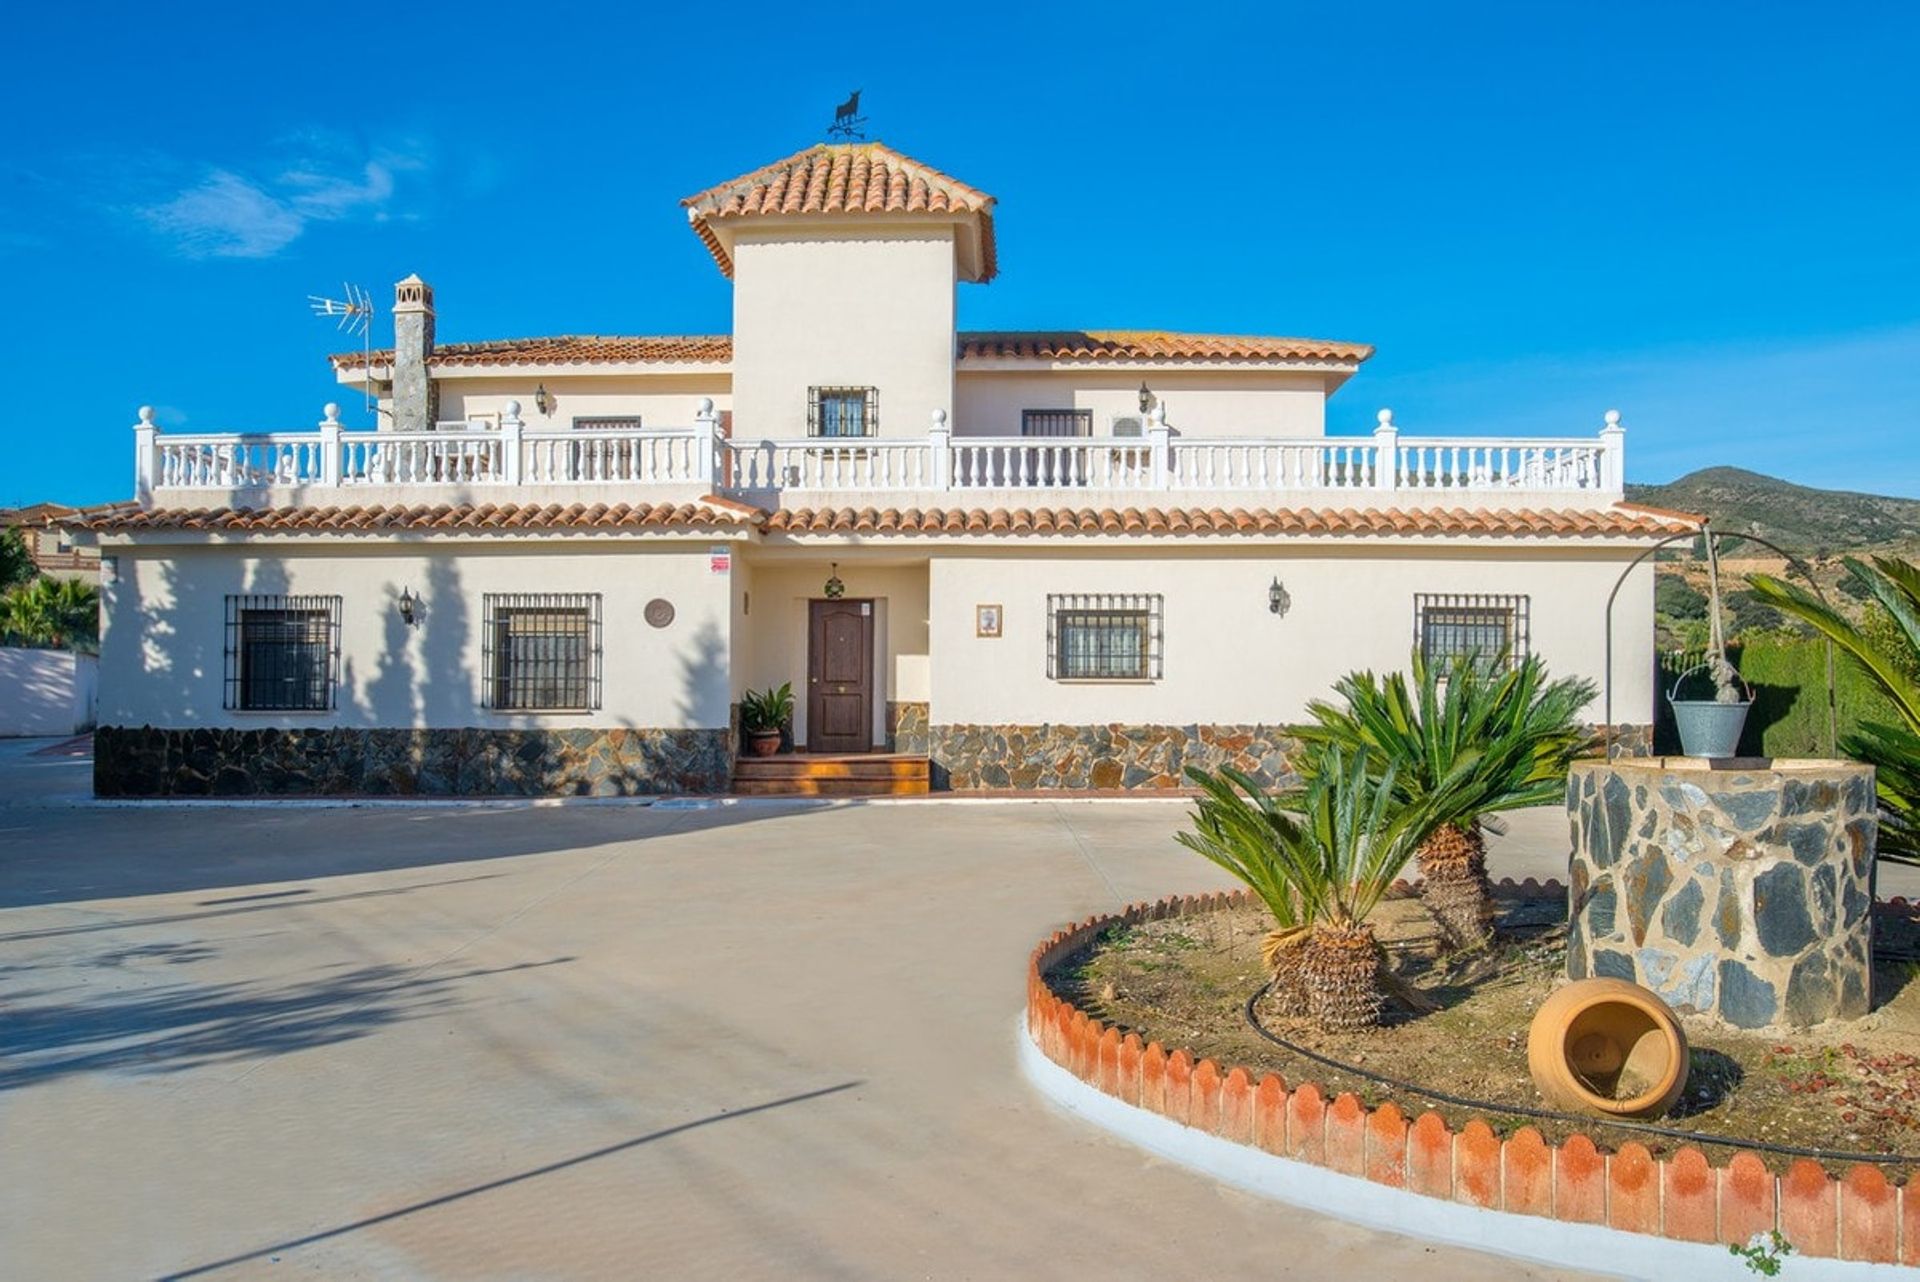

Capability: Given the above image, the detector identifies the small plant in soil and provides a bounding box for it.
[1292,650,1596,951]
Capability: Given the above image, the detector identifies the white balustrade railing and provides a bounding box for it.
[131,403,1629,505]
[729,438,936,490]
[155,433,332,489]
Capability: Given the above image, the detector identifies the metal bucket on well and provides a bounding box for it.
[1667,662,1752,759]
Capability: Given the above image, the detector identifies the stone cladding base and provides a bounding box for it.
[93,725,732,797]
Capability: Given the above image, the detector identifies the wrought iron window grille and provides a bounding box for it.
[223,594,341,712]
[808,386,878,438]
[482,593,603,711]
[1047,593,1164,680]
[1414,593,1530,670]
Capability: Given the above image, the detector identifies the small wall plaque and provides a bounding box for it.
[644,598,676,628]
[976,603,1002,637]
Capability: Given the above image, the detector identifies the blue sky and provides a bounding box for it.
[3,1,1917,506]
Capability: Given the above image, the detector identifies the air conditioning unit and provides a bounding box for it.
[1108,415,1144,438]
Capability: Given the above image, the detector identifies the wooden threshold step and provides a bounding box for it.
[731,777,930,797]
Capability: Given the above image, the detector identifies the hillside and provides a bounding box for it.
[1627,467,1920,556]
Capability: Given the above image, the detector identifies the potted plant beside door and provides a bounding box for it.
[741,683,794,757]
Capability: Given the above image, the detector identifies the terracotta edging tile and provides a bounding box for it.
[1554,1132,1607,1224]
[1901,1182,1920,1266]
[1501,1127,1553,1219]
[1779,1158,1838,1258]
[1455,1120,1501,1209]
[1140,1042,1168,1117]
[1661,1147,1715,1243]
[1191,1059,1224,1135]
[1839,1165,1896,1263]
[1718,1151,1776,1247]
[1365,1101,1409,1188]
[1325,1093,1367,1177]
[1286,1082,1327,1165]
[1116,1033,1144,1108]
[1254,1074,1289,1155]
[1407,1112,1453,1199]
[1608,1143,1660,1235]
[1165,1050,1194,1127]
[1220,1067,1254,1144]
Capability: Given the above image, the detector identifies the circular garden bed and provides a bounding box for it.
[1027,885,1920,1267]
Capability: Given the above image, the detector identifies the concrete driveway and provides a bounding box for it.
[3,747,1623,1278]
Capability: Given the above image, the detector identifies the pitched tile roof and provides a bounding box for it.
[70,499,761,534]
[331,335,730,373]
[958,331,1374,364]
[681,143,998,281]
[332,330,1371,371]
[760,504,1697,538]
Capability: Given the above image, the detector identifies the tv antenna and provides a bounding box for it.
[308,283,377,414]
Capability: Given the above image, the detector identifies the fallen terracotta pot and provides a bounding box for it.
[1528,978,1689,1118]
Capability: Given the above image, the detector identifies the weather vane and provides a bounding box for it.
[307,283,378,414]
[827,90,867,141]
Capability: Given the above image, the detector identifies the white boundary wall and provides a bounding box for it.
[0,648,96,737]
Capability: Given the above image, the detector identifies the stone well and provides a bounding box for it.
[1565,757,1877,1030]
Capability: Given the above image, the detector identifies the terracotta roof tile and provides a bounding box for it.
[760,504,1696,539]
[332,330,1372,372]
[957,331,1374,364]
[332,335,730,373]
[73,499,761,535]
[681,143,998,281]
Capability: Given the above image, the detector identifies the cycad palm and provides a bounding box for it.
[1294,651,1596,949]
[1180,748,1437,1032]
[1749,556,1920,864]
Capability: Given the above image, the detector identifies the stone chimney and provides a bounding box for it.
[391,274,437,432]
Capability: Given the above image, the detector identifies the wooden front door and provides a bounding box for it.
[807,599,873,753]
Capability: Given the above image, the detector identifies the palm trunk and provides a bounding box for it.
[1300,923,1385,1032]
[1418,819,1493,950]
[1260,928,1310,1018]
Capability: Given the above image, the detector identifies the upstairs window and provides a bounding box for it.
[571,416,644,431]
[484,593,602,711]
[1415,593,1529,671]
[1021,409,1092,438]
[1047,593,1163,680]
[809,386,877,438]
[224,595,340,712]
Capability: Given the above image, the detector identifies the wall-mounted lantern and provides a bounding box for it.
[824,562,846,600]
[1268,577,1291,617]
[534,383,551,415]
[1137,381,1153,413]
[397,586,420,627]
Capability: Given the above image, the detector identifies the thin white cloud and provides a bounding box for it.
[137,137,432,259]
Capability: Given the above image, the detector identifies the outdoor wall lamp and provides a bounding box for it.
[824,562,846,600]
[397,587,420,627]
[1138,381,1153,413]
[1269,576,1291,617]
[533,383,551,415]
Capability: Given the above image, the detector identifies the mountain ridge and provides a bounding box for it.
[1626,466,1920,555]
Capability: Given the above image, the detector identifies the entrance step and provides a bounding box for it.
[731,752,931,797]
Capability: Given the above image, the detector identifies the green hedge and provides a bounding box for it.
[1655,638,1903,758]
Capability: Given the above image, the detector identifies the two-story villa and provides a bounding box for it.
[70,142,1692,797]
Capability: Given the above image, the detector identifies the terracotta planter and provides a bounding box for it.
[1527,978,1689,1118]
[744,729,782,757]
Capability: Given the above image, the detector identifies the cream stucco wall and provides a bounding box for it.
[730,224,957,440]
[954,371,1332,439]
[737,559,930,746]
[99,541,735,730]
[926,546,1656,727]
[435,375,730,430]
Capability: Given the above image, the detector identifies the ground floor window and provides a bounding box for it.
[225,595,340,711]
[1047,593,1163,680]
[1415,593,1529,670]
[483,593,602,711]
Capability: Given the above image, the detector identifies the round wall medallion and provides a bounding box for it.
[644,598,676,628]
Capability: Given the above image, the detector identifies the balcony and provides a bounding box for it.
[131,401,1627,511]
